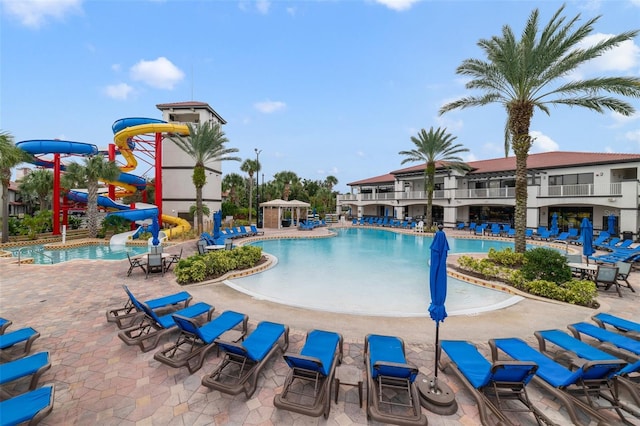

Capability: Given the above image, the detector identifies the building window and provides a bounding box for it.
[549,173,593,185]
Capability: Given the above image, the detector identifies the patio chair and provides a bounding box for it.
[365,334,427,426]
[525,229,534,238]
[489,337,625,426]
[591,313,640,338]
[154,310,248,374]
[456,222,465,230]
[593,265,623,297]
[274,329,343,419]
[0,384,54,426]
[567,322,640,360]
[614,261,635,294]
[118,301,214,352]
[163,248,183,272]
[440,340,550,426]
[0,351,51,398]
[0,317,12,335]
[598,237,620,251]
[250,225,264,236]
[592,232,611,250]
[0,327,40,362]
[196,239,207,255]
[145,253,165,278]
[106,285,192,329]
[535,329,640,413]
[126,252,146,277]
[553,232,570,243]
[201,321,289,398]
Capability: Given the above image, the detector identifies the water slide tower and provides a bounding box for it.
[156,101,227,221]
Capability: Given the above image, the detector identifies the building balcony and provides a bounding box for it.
[542,183,622,197]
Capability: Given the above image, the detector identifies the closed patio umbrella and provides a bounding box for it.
[422,225,457,414]
[581,218,594,264]
[607,214,616,236]
[551,213,559,236]
[213,210,222,240]
[150,215,160,247]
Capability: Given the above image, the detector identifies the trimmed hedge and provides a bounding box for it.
[175,245,263,284]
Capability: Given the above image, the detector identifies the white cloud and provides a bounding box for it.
[356,150,366,157]
[2,0,82,28]
[373,0,419,11]
[626,129,640,144]
[434,115,463,133]
[529,130,559,153]
[254,100,286,113]
[104,83,134,100]
[111,64,121,72]
[130,57,184,90]
[256,0,270,14]
[610,111,640,127]
[570,33,640,79]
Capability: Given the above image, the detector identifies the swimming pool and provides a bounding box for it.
[8,244,149,264]
[225,228,524,317]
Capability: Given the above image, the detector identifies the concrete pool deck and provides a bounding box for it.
[0,225,637,425]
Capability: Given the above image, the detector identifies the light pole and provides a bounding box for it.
[255,148,262,228]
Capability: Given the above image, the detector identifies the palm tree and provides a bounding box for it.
[399,127,469,229]
[324,175,338,191]
[63,156,121,238]
[222,173,245,205]
[439,5,640,252]
[273,171,300,201]
[19,169,54,212]
[170,122,240,234]
[240,159,260,224]
[0,131,30,243]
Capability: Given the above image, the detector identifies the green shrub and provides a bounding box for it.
[521,247,571,284]
[174,246,263,285]
[561,280,598,306]
[487,247,524,267]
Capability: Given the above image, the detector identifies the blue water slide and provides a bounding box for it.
[67,191,158,222]
[112,117,166,134]
[16,139,98,156]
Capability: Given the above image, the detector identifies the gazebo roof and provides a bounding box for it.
[260,199,310,208]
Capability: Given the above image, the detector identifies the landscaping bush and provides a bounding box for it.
[487,247,524,267]
[175,245,263,285]
[521,247,571,284]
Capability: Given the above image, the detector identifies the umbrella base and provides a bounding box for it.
[417,375,457,415]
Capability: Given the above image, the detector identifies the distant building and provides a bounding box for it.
[156,101,227,220]
[338,151,640,238]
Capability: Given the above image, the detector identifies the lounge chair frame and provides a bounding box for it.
[126,252,146,276]
[0,327,41,362]
[106,285,192,329]
[439,340,550,426]
[0,384,55,426]
[202,322,289,398]
[0,351,51,399]
[118,302,214,352]
[274,330,343,419]
[364,334,427,426]
[154,311,248,374]
[490,338,625,426]
[591,313,640,340]
[0,318,12,335]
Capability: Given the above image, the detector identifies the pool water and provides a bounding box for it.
[10,244,149,264]
[226,228,523,317]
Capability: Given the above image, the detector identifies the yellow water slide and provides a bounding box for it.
[113,121,192,239]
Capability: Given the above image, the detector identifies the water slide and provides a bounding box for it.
[111,118,192,238]
[15,139,171,242]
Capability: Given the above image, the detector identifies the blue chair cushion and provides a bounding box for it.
[197,311,245,344]
[298,330,340,376]
[155,302,212,329]
[368,334,416,381]
[0,352,49,385]
[241,322,285,362]
[0,328,37,350]
[571,323,640,355]
[593,313,640,334]
[441,340,491,389]
[0,385,53,426]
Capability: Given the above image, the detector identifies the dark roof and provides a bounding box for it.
[351,151,640,186]
[348,173,395,186]
[156,101,226,124]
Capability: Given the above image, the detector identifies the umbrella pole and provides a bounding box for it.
[419,319,457,415]
[433,322,440,381]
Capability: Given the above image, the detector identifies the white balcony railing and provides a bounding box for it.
[454,187,515,198]
[546,183,622,197]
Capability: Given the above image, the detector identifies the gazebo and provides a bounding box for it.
[260,199,310,229]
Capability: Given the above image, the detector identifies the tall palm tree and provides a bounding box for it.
[19,168,54,212]
[0,131,30,243]
[63,156,121,238]
[324,175,338,191]
[240,158,260,223]
[439,5,640,253]
[222,173,245,205]
[170,122,240,234]
[399,127,469,229]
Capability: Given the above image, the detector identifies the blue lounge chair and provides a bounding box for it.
[106,285,193,329]
[365,334,427,426]
[440,340,549,426]
[456,222,465,230]
[567,322,640,359]
[250,225,264,236]
[534,229,552,241]
[118,301,214,352]
[234,226,248,237]
[0,385,54,426]
[598,237,620,251]
[201,321,289,398]
[525,229,534,238]
[490,224,501,237]
[0,318,12,335]
[489,337,625,425]
[553,232,570,243]
[506,228,516,237]
[154,310,248,374]
[469,222,477,233]
[616,239,634,250]
[0,351,51,397]
[535,329,640,414]
[274,329,343,419]
[592,232,611,250]
[0,327,40,361]
[591,313,640,338]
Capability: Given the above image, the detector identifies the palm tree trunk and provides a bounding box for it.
[196,185,204,234]
[425,164,435,230]
[87,182,98,238]
[248,175,253,224]
[514,152,528,253]
[1,171,10,243]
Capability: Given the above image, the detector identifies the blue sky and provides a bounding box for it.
[1,0,639,192]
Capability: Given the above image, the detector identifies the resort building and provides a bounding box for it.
[156,101,227,220]
[337,152,640,239]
